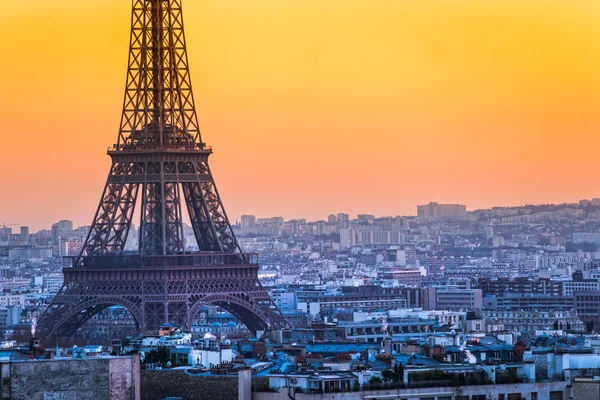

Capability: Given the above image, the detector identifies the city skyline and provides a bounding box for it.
[7,197,600,233]
[2,0,600,231]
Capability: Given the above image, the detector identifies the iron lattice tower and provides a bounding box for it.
[38,0,286,337]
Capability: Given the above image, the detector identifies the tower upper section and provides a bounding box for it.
[115,0,203,151]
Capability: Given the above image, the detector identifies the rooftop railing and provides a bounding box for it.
[109,143,212,152]
[71,252,258,269]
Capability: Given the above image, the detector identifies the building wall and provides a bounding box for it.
[391,269,422,286]
[140,370,269,400]
[0,295,26,306]
[483,310,584,332]
[0,306,21,330]
[255,381,567,400]
[8,247,53,260]
[1,355,140,400]
[573,291,600,322]
[43,274,65,293]
[564,281,600,296]
[432,289,483,310]
[186,347,233,367]
[573,233,600,244]
[422,287,437,310]
[272,292,297,312]
[573,378,600,400]
[486,295,574,311]
[417,202,467,218]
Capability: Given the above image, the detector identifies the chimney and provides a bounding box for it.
[383,337,393,356]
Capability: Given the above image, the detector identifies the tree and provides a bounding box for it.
[382,369,394,383]
[553,320,559,330]
[144,346,170,364]
[369,376,382,385]
[393,363,405,382]
[586,321,595,334]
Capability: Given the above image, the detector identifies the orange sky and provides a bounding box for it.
[1,0,600,231]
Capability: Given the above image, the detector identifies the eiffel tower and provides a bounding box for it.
[38,0,286,337]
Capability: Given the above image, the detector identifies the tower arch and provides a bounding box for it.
[187,294,272,334]
[41,297,144,338]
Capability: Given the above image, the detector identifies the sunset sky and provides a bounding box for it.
[1,0,600,231]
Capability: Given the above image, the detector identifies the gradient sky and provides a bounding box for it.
[1,0,600,231]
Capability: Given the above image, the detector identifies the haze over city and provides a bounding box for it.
[3,1,600,399]
[2,0,600,231]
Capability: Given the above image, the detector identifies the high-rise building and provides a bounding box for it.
[417,202,467,218]
[485,223,494,241]
[51,220,74,245]
[0,227,10,246]
[51,224,60,245]
[57,220,73,231]
[316,221,325,236]
[340,228,357,249]
[337,213,350,222]
[357,214,375,223]
[240,215,256,228]
[20,226,30,244]
[290,220,300,236]
[327,214,337,223]
[272,217,284,225]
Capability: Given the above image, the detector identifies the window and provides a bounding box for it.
[549,391,563,400]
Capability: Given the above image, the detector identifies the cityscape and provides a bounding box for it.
[1,0,600,400]
[5,200,600,398]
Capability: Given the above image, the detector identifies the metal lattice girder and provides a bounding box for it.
[80,163,141,256]
[79,157,241,256]
[119,0,201,148]
[75,0,242,258]
[37,0,288,338]
[37,264,289,337]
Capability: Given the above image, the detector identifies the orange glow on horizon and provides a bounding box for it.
[1,0,600,230]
